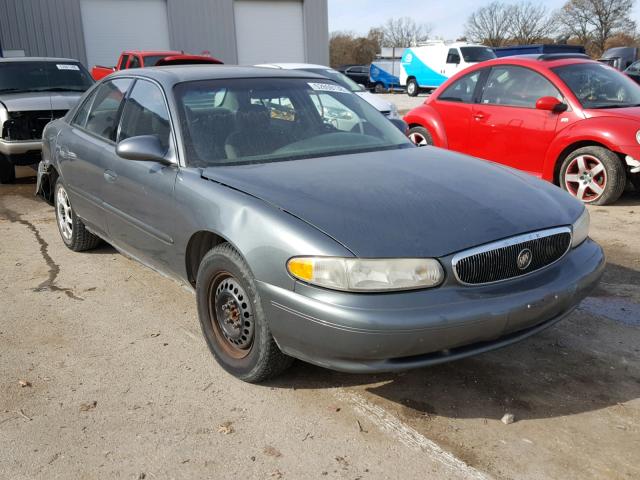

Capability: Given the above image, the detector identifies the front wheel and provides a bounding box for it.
[559,146,626,205]
[196,243,293,382]
[406,78,419,97]
[0,154,16,184]
[374,82,386,94]
[408,126,433,146]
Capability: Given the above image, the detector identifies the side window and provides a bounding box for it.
[129,56,141,69]
[118,55,130,70]
[446,48,460,64]
[118,79,171,152]
[72,88,99,128]
[481,66,561,108]
[85,79,132,141]
[439,70,481,103]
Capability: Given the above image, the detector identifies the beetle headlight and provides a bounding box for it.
[636,130,640,144]
[287,257,444,292]
[571,208,590,248]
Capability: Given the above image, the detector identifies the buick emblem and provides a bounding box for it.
[516,248,533,270]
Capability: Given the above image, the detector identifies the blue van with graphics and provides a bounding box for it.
[400,42,496,96]
[369,60,402,92]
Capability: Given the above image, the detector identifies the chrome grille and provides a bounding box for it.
[452,227,572,285]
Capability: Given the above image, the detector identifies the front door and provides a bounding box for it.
[443,48,461,78]
[101,78,178,271]
[468,65,561,176]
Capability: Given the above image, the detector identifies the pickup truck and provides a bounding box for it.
[91,50,223,80]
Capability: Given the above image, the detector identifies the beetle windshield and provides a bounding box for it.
[0,61,93,93]
[174,77,411,167]
[552,62,640,109]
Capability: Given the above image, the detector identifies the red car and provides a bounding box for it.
[91,50,223,81]
[404,54,640,205]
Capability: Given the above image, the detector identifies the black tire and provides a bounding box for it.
[196,243,293,383]
[408,126,433,146]
[374,82,386,94]
[559,146,626,206]
[407,78,419,97]
[54,178,101,251]
[0,153,16,184]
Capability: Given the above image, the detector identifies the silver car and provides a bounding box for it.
[0,57,93,183]
[38,66,604,382]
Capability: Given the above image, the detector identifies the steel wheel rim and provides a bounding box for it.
[564,154,607,203]
[56,186,73,241]
[409,132,428,146]
[408,82,416,95]
[208,272,254,359]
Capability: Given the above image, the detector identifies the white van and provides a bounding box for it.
[400,42,496,96]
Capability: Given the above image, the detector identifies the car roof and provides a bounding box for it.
[0,56,81,63]
[480,54,596,70]
[107,65,327,85]
[255,63,332,70]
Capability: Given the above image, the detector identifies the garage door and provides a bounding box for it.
[234,0,305,65]
[80,0,171,67]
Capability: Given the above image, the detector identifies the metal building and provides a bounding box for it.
[0,0,329,67]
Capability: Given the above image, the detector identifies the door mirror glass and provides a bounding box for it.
[535,96,567,113]
[116,135,168,162]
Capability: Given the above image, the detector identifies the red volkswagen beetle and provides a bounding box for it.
[404,54,640,205]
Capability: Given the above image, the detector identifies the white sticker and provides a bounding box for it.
[56,64,80,71]
[307,82,350,94]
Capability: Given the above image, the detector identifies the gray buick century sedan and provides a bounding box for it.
[38,66,605,382]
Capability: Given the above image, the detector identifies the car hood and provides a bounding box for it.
[202,147,583,258]
[355,91,392,113]
[0,91,84,112]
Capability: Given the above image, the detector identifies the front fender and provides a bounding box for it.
[403,105,448,148]
[543,116,637,181]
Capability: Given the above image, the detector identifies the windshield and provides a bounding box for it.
[0,61,93,93]
[300,68,364,92]
[460,47,496,63]
[553,62,640,109]
[174,77,411,167]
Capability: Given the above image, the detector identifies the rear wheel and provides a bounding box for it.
[408,126,433,146]
[560,146,626,205]
[407,78,419,97]
[54,179,101,251]
[374,82,386,94]
[196,243,293,382]
[0,154,16,184]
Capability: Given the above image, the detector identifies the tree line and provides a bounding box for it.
[330,0,637,67]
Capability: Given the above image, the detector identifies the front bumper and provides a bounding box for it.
[0,139,42,165]
[260,239,605,373]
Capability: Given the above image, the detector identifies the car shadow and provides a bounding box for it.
[265,262,640,422]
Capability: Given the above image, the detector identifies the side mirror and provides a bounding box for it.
[116,135,169,163]
[535,96,568,113]
[389,118,408,134]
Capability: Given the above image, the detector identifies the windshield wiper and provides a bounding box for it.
[589,103,640,109]
[35,87,87,92]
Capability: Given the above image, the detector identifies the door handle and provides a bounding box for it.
[473,113,485,120]
[58,146,78,160]
[103,170,117,183]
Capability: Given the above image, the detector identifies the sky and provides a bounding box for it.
[328,0,640,41]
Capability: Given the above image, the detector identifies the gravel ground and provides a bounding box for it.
[1,176,639,480]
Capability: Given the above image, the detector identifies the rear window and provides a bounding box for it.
[0,61,93,94]
[460,47,496,63]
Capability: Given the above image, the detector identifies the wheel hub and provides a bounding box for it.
[564,154,607,202]
[213,277,254,350]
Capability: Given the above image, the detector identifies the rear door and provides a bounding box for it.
[468,65,562,175]
[431,69,484,154]
[102,78,179,270]
[57,78,132,236]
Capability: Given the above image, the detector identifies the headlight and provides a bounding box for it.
[636,130,640,144]
[387,103,400,119]
[571,208,590,248]
[287,257,444,292]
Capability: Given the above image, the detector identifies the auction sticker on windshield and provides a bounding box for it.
[308,82,350,94]
[56,64,80,70]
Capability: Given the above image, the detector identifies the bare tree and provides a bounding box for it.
[329,31,380,68]
[508,2,557,44]
[558,0,636,56]
[380,17,432,47]
[465,1,512,47]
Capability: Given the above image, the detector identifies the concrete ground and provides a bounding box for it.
[376,92,427,115]
[1,174,639,480]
